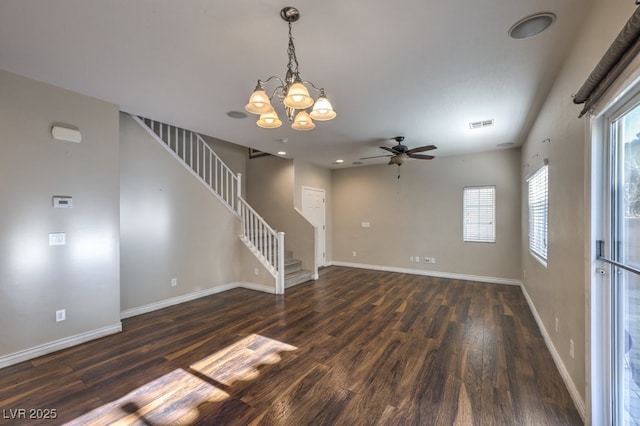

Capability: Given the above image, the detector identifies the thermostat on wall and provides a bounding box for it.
[53,196,73,208]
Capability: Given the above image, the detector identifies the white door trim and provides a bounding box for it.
[301,185,326,267]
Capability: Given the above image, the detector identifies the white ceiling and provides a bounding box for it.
[0,1,592,168]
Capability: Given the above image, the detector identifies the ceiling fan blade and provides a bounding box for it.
[379,146,399,154]
[360,154,392,160]
[408,154,435,160]
[406,145,437,154]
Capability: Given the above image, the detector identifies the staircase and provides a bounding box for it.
[284,251,313,288]
[132,115,316,293]
[245,233,313,289]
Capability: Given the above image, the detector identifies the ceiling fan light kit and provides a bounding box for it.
[245,6,336,131]
[360,136,437,168]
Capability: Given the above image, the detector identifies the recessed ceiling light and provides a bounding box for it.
[509,13,555,39]
[335,159,344,164]
[226,110,248,119]
[277,151,287,155]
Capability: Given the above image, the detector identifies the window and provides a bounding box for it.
[463,186,496,243]
[527,163,548,261]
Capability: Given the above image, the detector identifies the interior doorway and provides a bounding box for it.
[301,186,326,267]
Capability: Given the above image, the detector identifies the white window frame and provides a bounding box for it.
[527,162,548,264]
[463,185,496,243]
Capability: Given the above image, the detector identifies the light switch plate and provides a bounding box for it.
[56,309,66,322]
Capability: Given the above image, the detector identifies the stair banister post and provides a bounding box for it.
[277,231,285,294]
[236,173,242,215]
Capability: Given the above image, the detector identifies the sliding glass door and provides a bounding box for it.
[602,97,640,425]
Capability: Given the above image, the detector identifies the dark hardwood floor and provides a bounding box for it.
[0,266,582,425]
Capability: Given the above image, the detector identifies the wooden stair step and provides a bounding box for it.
[285,269,313,288]
[284,258,302,274]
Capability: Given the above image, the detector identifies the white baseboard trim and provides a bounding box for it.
[0,282,276,369]
[121,283,238,319]
[0,323,122,370]
[330,261,522,286]
[519,284,586,422]
[121,281,277,319]
[237,281,276,294]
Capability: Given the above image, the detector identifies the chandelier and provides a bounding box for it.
[245,6,336,131]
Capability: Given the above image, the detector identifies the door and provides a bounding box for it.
[301,186,326,267]
[599,95,640,425]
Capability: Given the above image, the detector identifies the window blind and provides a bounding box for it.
[528,165,548,260]
[463,186,496,243]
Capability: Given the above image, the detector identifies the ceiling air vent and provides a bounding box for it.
[469,119,494,130]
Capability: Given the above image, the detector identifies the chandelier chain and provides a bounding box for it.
[286,21,300,83]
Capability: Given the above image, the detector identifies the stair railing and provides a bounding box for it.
[132,115,284,292]
[133,116,241,214]
[238,198,285,294]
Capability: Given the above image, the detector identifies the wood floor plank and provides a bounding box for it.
[0,266,582,425]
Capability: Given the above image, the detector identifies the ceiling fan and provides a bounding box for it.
[361,136,437,165]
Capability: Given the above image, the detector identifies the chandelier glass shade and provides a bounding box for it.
[292,110,315,131]
[283,83,314,109]
[245,7,336,131]
[257,111,282,129]
[245,88,273,115]
[310,90,337,121]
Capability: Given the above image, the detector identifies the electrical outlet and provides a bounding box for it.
[425,257,431,264]
[555,317,559,333]
[171,278,177,287]
[431,257,436,264]
[352,251,357,257]
[56,309,66,322]
[570,339,575,359]
[409,256,414,262]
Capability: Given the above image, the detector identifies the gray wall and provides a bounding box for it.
[201,134,247,197]
[520,0,637,408]
[331,148,522,281]
[246,155,295,231]
[0,69,121,360]
[246,155,317,273]
[119,114,242,313]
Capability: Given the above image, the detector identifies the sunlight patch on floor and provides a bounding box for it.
[190,333,298,386]
[65,368,227,425]
[65,334,297,425]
